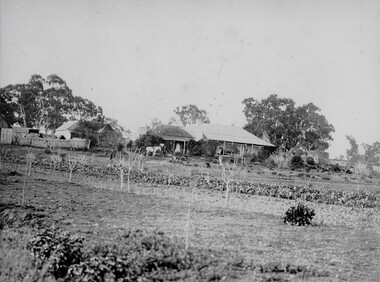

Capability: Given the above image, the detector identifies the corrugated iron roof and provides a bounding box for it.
[184,123,274,146]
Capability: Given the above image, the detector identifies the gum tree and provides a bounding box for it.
[242,94,334,151]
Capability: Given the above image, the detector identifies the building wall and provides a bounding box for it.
[54,130,71,140]
[0,128,13,144]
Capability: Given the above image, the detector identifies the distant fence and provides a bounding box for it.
[17,137,90,150]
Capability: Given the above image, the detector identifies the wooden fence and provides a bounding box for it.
[17,137,90,150]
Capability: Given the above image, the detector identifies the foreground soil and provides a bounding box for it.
[1,163,380,281]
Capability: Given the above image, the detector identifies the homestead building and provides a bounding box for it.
[184,123,274,156]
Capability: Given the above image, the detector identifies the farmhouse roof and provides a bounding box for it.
[98,124,115,133]
[184,123,274,147]
[147,124,193,141]
[55,120,80,132]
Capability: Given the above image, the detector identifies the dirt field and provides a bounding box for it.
[1,145,380,281]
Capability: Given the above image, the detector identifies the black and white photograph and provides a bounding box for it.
[1,0,380,281]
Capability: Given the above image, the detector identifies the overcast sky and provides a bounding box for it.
[1,0,380,158]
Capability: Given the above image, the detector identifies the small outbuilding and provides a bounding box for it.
[54,120,82,140]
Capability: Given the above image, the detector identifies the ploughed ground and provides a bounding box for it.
[1,160,380,282]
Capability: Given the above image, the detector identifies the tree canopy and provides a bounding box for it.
[0,74,104,130]
[346,135,380,165]
[362,141,380,164]
[174,104,210,126]
[242,94,335,151]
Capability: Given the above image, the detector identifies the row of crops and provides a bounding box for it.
[128,170,379,208]
[3,151,379,208]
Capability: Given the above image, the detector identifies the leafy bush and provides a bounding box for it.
[44,148,52,154]
[257,147,275,162]
[117,142,125,152]
[284,203,316,226]
[24,227,326,281]
[126,140,133,149]
[200,140,218,157]
[290,156,304,169]
[270,154,289,168]
[353,162,371,177]
[329,163,341,172]
[187,140,202,156]
[27,228,84,279]
[306,157,316,166]
[263,158,276,168]
[68,229,246,281]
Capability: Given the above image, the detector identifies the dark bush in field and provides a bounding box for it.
[27,228,84,279]
[257,146,274,162]
[290,155,304,168]
[284,203,316,226]
[22,227,326,281]
[248,153,258,163]
[67,229,252,281]
[306,157,316,166]
[117,142,125,152]
[329,163,341,172]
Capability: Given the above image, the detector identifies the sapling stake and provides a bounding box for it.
[219,161,242,205]
[68,154,86,182]
[163,161,177,185]
[119,148,140,192]
[21,162,28,207]
[185,179,196,250]
[0,147,9,170]
[50,154,61,171]
[21,151,36,206]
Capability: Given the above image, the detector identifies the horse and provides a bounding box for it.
[145,145,162,156]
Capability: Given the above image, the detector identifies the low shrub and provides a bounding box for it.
[264,158,276,168]
[329,163,341,172]
[0,229,41,282]
[305,157,316,166]
[353,162,371,177]
[27,228,84,279]
[22,227,326,281]
[290,156,304,169]
[284,202,315,226]
[68,229,247,281]
[248,153,258,163]
[271,154,289,168]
